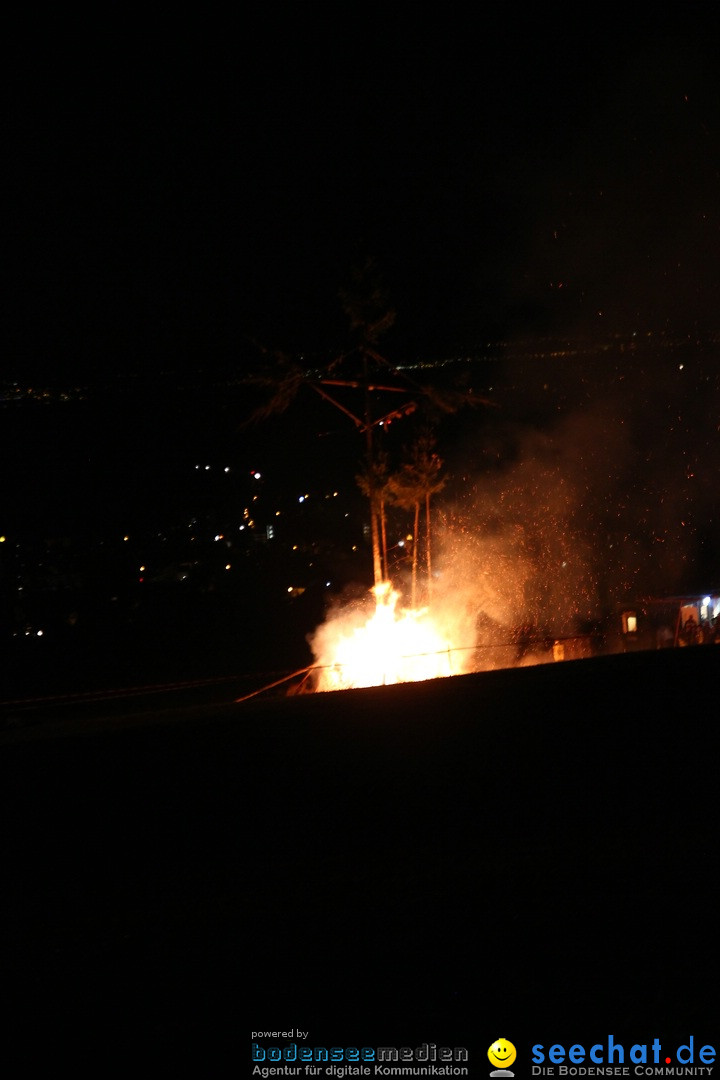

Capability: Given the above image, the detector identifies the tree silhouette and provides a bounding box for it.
[388,431,445,607]
[240,257,490,591]
[356,449,393,581]
[243,259,417,587]
[414,431,445,600]
[338,258,398,586]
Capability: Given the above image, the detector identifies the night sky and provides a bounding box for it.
[4,15,720,1059]
[7,7,720,384]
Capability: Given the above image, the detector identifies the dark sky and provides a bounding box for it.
[6,6,720,383]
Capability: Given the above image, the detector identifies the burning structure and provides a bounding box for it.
[246,300,719,698]
[298,341,720,693]
[309,581,460,691]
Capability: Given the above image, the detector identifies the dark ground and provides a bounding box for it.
[1,646,718,1068]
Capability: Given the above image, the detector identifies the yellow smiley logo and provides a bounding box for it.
[488,1039,517,1070]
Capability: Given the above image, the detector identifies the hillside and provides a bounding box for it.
[1,645,718,1064]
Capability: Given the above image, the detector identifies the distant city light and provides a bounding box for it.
[225,564,231,570]
[0,535,5,543]
[253,472,261,480]
[224,467,230,473]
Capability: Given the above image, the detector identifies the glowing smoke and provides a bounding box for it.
[306,346,719,688]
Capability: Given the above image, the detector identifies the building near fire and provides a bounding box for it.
[619,592,720,651]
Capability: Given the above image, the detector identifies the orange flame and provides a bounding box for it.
[312,581,459,691]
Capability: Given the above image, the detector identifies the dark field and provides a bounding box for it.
[1,646,718,1066]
